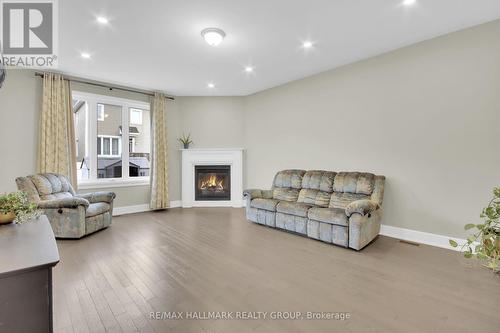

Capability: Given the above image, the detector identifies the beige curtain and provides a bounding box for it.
[150,93,169,209]
[37,73,77,188]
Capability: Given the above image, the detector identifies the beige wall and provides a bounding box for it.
[0,71,182,207]
[243,20,500,238]
[0,70,41,192]
[0,71,241,206]
[1,20,498,238]
[176,97,245,148]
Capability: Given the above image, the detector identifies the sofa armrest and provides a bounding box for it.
[243,189,273,200]
[345,200,380,218]
[76,191,116,204]
[38,197,90,209]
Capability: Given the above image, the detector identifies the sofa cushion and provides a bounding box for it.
[297,189,331,207]
[30,175,54,195]
[86,202,111,217]
[333,172,375,195]
[329,192,369,209]
[273,170,305,189]
[44,174,63,193]
[29,173,74,197]
[273,188,300,202]
[276,201,312,218]
[251,198,279,212]
[308,207,348,226]
[301,170,336,192]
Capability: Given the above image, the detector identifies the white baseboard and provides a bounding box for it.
[380,224,466,251]
[113,200,182,216]
[169,200,182,208]
[113,204,151,216]
[112,204,463,252]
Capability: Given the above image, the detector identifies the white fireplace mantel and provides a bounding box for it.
[181,148,244,208]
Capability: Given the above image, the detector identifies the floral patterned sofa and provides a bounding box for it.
[244,170,385,250]
[16,173,115,238]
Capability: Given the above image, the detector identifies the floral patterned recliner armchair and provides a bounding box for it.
[16,173,115,238]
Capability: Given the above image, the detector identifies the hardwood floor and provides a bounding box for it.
[53,208,500,333]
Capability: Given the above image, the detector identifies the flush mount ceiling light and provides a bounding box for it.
[207,82,215,88]
[201,28,226,46]
[403,0,416,6]
[80,52,91,59]
[302,41,313,49]
[96,16,109,25]
[244,66,253,73]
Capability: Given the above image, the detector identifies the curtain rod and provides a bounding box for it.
[34,72,175,101]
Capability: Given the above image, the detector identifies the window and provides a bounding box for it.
[130,108,143,125]
[128,107,150,178]
[72,92,151,187]
[98,135,121,157]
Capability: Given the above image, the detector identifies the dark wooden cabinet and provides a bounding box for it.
[0,216,59,333]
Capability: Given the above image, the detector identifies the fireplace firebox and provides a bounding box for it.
[195,165,231,201]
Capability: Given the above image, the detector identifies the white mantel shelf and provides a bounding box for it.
[181,149,244,208]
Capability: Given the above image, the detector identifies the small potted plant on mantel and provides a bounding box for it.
[0,192,41,225]
[450,187,500,273]
[178,133,193,149]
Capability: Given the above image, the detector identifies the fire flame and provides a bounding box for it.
[200,174,224,191]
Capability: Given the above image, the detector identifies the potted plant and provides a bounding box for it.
[450,187,500,272]
[0,192,41,225]
[178,133,193,149]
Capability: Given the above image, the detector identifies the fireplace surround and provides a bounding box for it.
[181,148,244,207]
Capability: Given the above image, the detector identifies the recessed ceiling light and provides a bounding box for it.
[80,52,91,59]
[96,16,109,25]
[201,28,226,46]
[207,83,215,88]
[403,0,416,6]
[244,66,253,73]
[302,41,313,49]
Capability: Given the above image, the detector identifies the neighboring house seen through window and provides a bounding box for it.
[72,92,151,186]
[97,104,105,121]
[130,108,143,125]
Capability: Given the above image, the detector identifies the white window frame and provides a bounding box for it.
[73,91,151,189]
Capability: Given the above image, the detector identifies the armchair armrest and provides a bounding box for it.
[345,200,380,218]
[76,191,116,204]
[38,197,90,209]
[243,189,273,199]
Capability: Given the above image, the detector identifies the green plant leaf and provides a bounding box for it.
[449,239,458,247]
[464,252,473,259]
[464,223,476,230]
[477,252,488,260]
[485,207,496,219]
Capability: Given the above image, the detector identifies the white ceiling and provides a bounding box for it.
[59,0,500,96]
